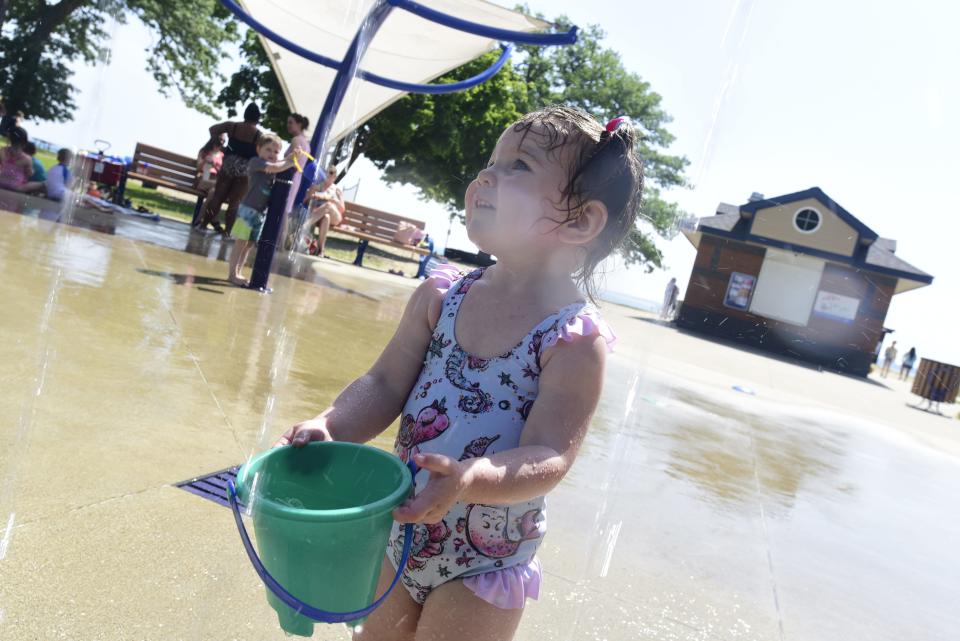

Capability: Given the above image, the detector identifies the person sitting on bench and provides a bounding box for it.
[300,165,344,258]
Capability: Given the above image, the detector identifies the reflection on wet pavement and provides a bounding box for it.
[0,205,958,640]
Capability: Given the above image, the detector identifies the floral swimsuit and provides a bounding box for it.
[386,265,615,608]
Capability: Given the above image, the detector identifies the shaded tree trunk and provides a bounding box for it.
[4,0,86,115]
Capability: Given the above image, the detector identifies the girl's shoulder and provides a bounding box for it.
[420,263,473,329]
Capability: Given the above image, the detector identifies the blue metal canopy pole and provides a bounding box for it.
[223,0,578,291]
[247,0,395,291]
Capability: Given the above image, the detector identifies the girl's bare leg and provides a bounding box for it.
[229,240,252,285]
[353,555,421,641]
[299,210,320,252]
[415,580,524,641]
[199,175,230,229]
[316,213,331,257]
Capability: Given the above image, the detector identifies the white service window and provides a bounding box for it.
[748,248,824,326]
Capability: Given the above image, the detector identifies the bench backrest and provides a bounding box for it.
[342,201,425,242]
[131,143,199,190]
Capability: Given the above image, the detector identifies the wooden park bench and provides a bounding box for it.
[336,201,432,267]
[116,143,206,220]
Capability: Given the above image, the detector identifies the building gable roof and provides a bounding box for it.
[689,188,932,287]
[739,187,879,242]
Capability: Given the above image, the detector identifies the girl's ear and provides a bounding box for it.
[558,199,608,246]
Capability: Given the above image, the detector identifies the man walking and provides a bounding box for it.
[880,340,898,378]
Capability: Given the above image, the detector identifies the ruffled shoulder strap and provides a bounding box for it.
[426,262,465,296]
[540,305,617,357]
[427,264,488,297]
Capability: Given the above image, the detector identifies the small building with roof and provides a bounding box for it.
[677,187,933,376]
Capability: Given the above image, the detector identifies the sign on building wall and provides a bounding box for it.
[812,290,860,323]
[723,272,756,310]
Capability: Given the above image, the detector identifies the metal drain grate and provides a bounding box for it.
[175,465,242,508]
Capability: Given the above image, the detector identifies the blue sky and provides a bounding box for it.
[31,0,960,364]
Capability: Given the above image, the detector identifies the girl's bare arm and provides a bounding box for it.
[209,122,232,138]
[278,279,444,446]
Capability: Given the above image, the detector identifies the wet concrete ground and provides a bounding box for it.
[1,195,958,640]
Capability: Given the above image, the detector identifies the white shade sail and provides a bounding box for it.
[240,0,549,147]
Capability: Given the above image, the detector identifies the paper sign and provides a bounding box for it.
[813,290,860,323]
[724,272,756,310]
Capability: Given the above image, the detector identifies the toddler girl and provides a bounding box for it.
[278,105,643,641]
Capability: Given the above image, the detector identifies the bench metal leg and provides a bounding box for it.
[353,239,369,266]
[192,196,206,227]
[113,169,129,205]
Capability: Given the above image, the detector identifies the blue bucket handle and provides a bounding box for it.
[227,459,418,624]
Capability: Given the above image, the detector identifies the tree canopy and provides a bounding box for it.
[0,0,238,122]
[215,28,288,135]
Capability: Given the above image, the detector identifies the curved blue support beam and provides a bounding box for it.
[220,0,342,70]
[388,0,578,45]
[309,1,395,157]
[219,1,520,95]
[359,44,513,94]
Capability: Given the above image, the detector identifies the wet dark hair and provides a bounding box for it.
[289,113,309,131]
[511,105,644,300]
[24,141,36,155]
[6,125,27,148]
[243,102,261,123]
[57,148,72,163]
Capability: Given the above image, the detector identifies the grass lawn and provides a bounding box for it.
[23,145,199,223]
[35,148,58,169]
[317,232,425,275]
[123,180,197,223]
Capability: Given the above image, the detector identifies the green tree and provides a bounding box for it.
[0,0,238,122]
[359,18,689,270]
[356,52,530,216]
[215,28,288,134]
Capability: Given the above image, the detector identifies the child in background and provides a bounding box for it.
[277,106,642,641]
[0,126,35,192]
[44,148,73,201]
[227,133,302,286]
[196,134,225,194]
[24,142,46,183]
[300,165,345,257]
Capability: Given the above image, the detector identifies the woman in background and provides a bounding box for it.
[0,126,37,192]
[196,103,263,234]
[283,113,310,218]
[899,347,918,381]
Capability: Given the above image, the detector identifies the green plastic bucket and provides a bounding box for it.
[231,442,413,636]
